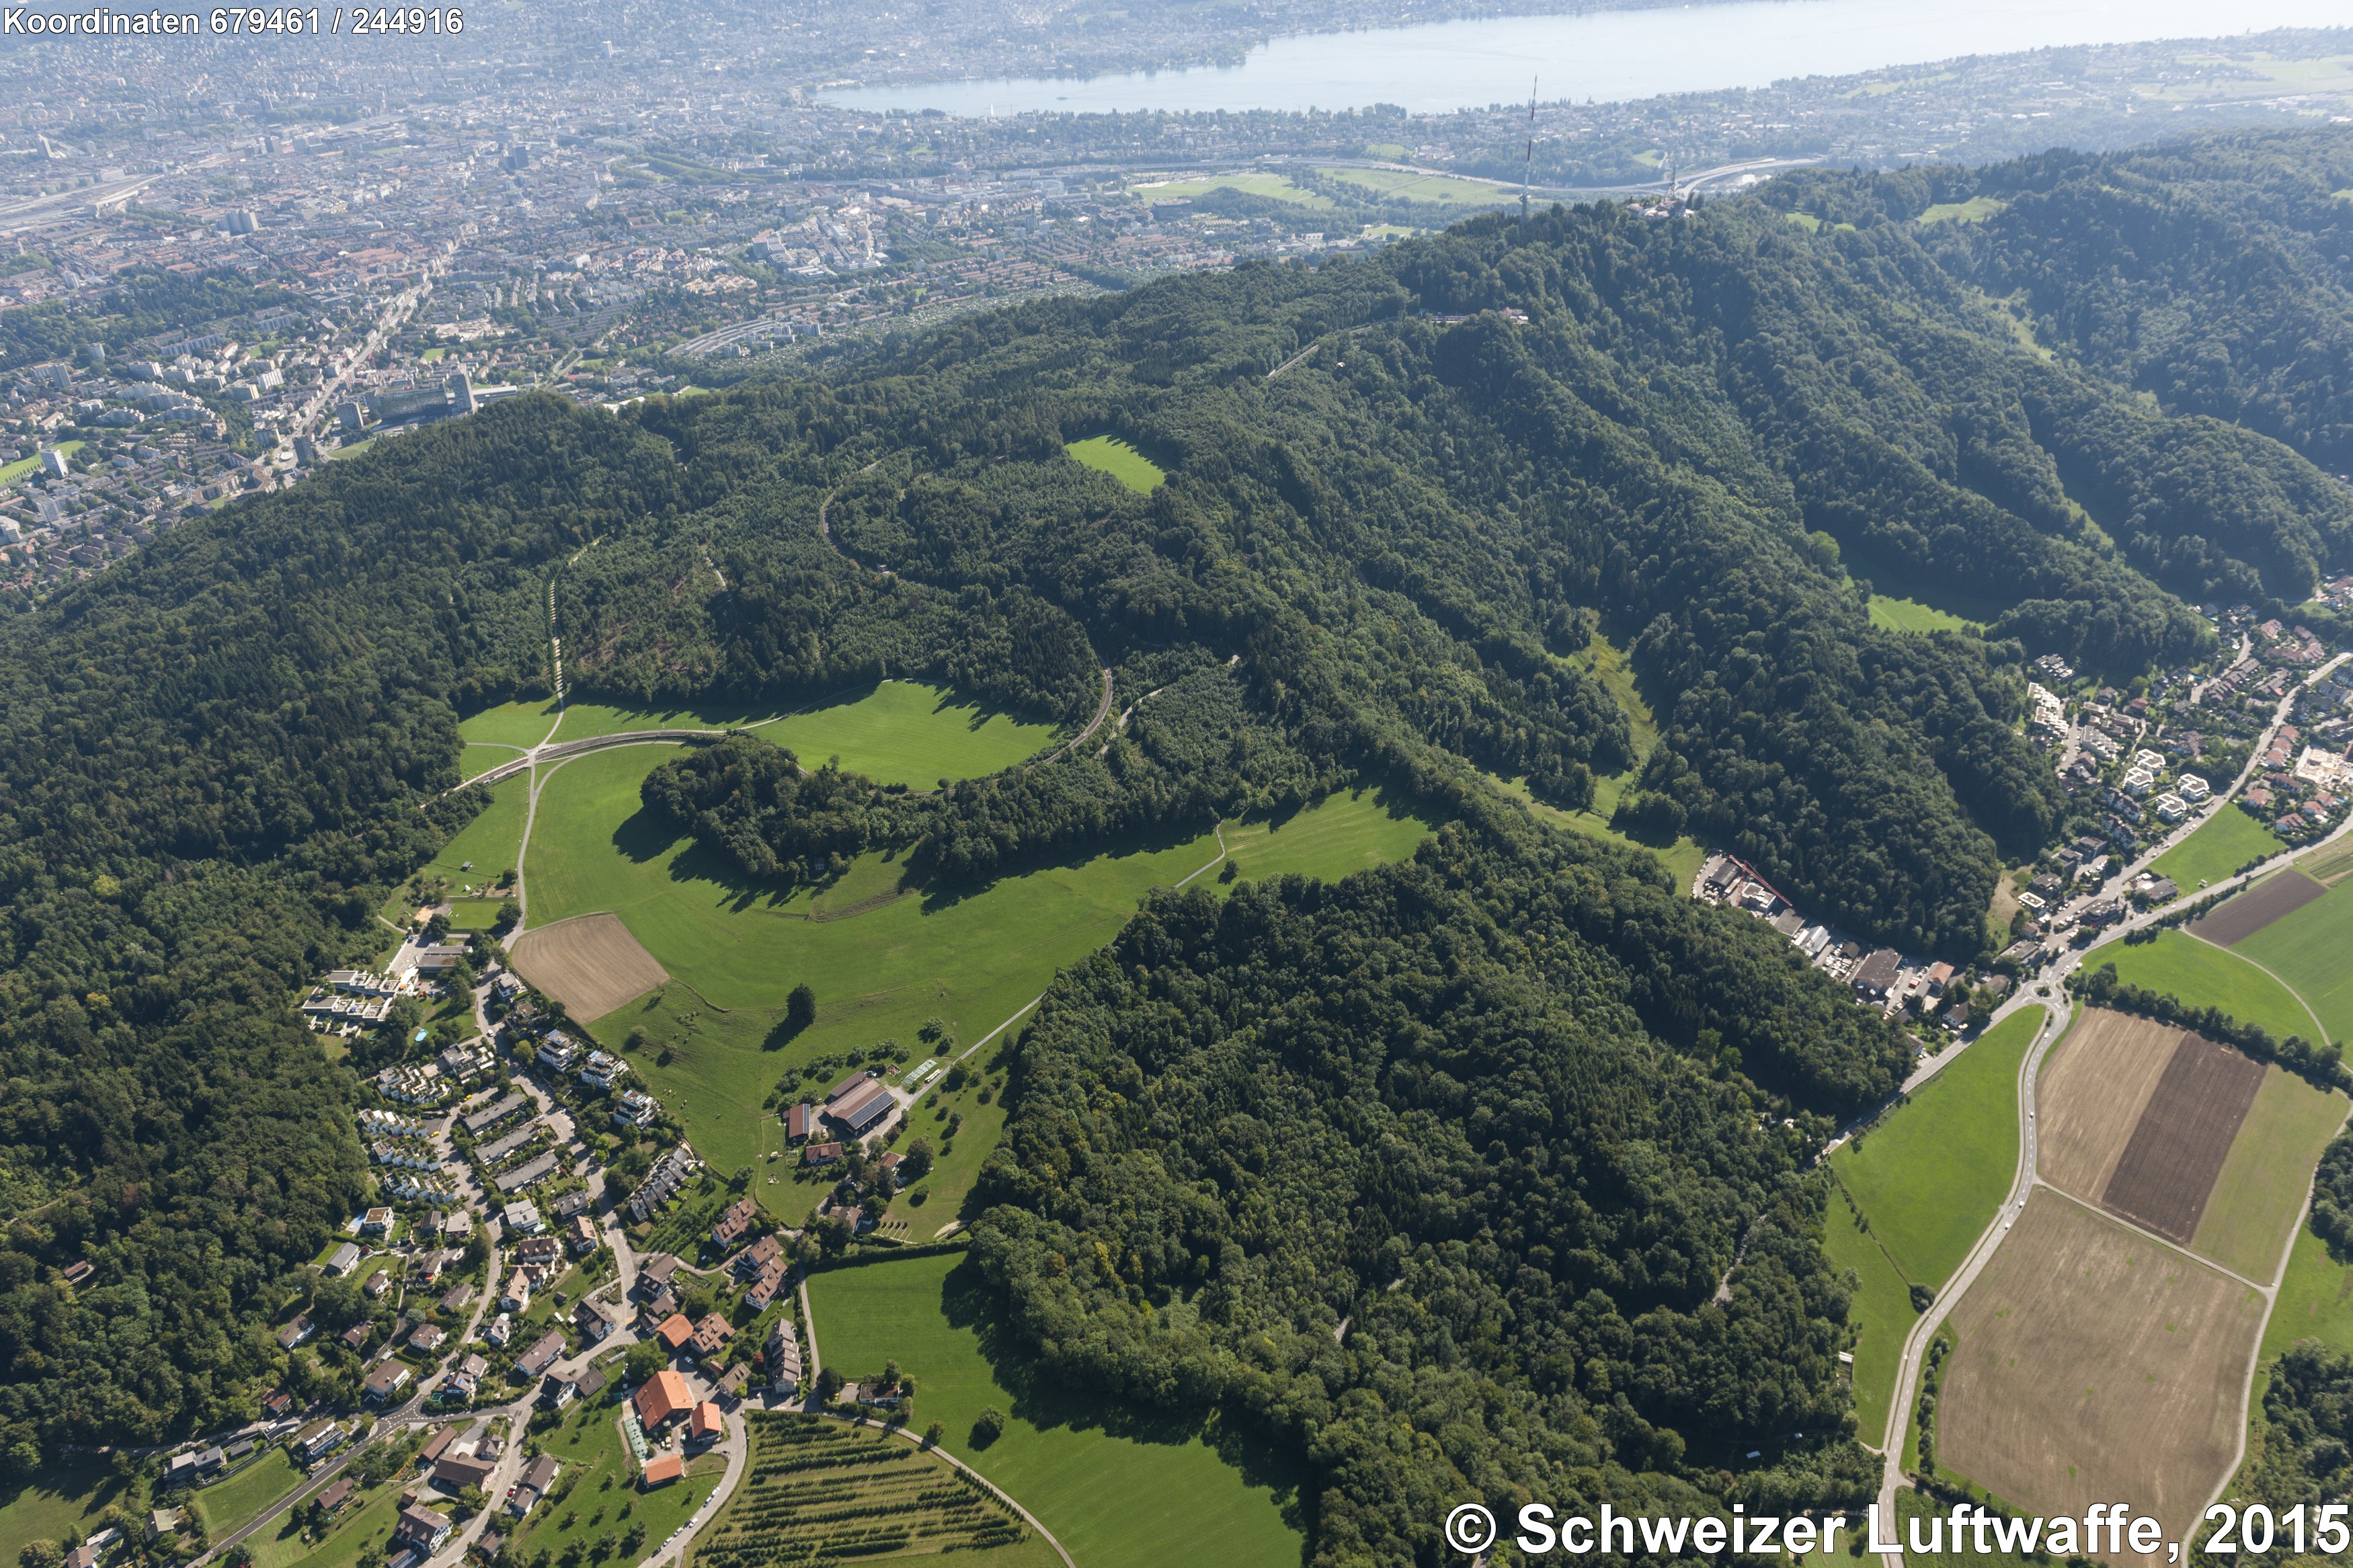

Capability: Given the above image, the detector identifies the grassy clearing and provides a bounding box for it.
[461,742,524,780]
[1063,436,1164,494]
[807,1253,1305,1568]
[460,700,563,749]
[530,749,1434,1190]
[1827,1007,2040,1440]
[381,772,526,927]
[2191,1067,2347,1284]
[2097,930,2317,1044]
[1218,784,1431,885]
[0,1460,121,1561]
[1315,166,1507,206]
[2235,880,2353,1044]
[507,1399,718,1565]
[2153,808,2283,893]
[2260,1227,2353,1366]
[1135,173,1332,209]
[754,682,1062,790]
[1917,196,2007,225]
[1868,594,1979,634]
[189,1451,302,1536]
[690,1415,1058,1568]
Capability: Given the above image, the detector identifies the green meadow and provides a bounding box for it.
[0,1460,122,1562]
[1829,1007,2042,1443]
[525,737,1435,1189]
[2100,930,2321,1044]
[1868,594,1979,635]
[807,1253,1305,1568]
[1917,196,2007,225]
[1064,436,1165,495]
[189,1451,301,1536]
[2235,880,2353,1044]
[1135,173,1332,208]
[2152,808,2282,893]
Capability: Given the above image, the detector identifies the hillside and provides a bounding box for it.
[0,129,2348,1560]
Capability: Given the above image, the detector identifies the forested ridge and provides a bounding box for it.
[0,128,2347,1564]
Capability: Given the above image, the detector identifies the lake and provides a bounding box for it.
[822,0,2352,117]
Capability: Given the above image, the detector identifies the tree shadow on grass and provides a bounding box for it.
[913,810,1224,916]
[935,1257,1309,1532]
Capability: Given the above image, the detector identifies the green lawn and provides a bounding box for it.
[461,742,524,781]
[244,1460,417,1568]
[190,1450,302,1537]
[383,772,526,926]
[1216,784,1433,886]
[877,1068,1012,1237]
[506,1397,718,1564]
[1063,436,1165,495]
[2099,930,2321,1044]
[807,1253,1305,1568]
[0,1459,122,1561]
[1868,594,1979,634]
[1828,1007,2042,1443]
[1316,166,1509,206]
[2190,1067,2347,1284]
[460,700,564,749]
[533,746,1435,1188]
[2235,880,2353,1044]
[2153,808,2283,893]
[0,441,84,486]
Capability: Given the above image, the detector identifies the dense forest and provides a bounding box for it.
[0,127,2348,1564]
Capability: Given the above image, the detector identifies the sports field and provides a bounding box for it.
[526,747,1435,1182]
[2096,931,2317,1044]
[806,1253,1305,1568]
[2190,1067,2348,1283]
[2152,808,2282,893]
[1936,1190,2266,1559]
[1829,1007,2040,1442]
[2234,878,2353,1044]
[1867,594,1978,634]
[1064,436,1165,494]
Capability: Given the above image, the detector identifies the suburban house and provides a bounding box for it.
[340,1323,372,1353]
[711,1196,759,1249]
[360,1206,395,1236]
[316,1477,354,1514]
[640,1453,683,1488]
[579,1050,628,1089]
[612,1089,662,1128]
[635,1253,682,1299]
[536,1033,580,1073]
[293,1419,346,1462]
[1850,948,1902,1002]
[364,1361,413,1405]
[392,1505,453,1555]
[516,1329,566,1378]
[688,1313,733,1360]
[573,1299,619,1344]
[688,1401,724,1446]
[746,1255,791,1312]
[633,1368,692,1430]
[502,1198,545,1234]
[734,1234,782,1279]
[277,1315,315,1351]
[432,1452,497,1492]
[801,1141,842,1166]
[500,1269,533,1314]
[463,1091,529,1137]
[495,1151,559,1194]
[655,1313,694,1353]
[567,1214,599,1255]
[419,1425,460,1465]
[509,1454,561,1516]
[323,1241,364,1276]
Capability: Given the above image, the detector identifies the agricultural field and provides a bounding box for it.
[2095,932,2317,1046]
[505,1395,720,1566]
[2298,838,2353,886]
[1867,594,1979,634]
[510,912,670,1022]
[2190,1068,2348,1283]
[1827,1007,2041,1442]
[1936,1190,2266,1556]
[0,1460,122,1562]
[1063,436,1164,494]
[2233,879,2353,1045]
[807,1253,1305,1568]
[687,1414,1056,1568]
[2188,869,2328,946]
[2096,1031,2265,1245]
[2152,808,2284,893]
[1316,166,1509,206]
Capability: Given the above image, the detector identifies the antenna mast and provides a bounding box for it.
[1520,77,1536,228]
